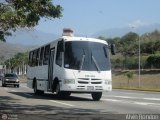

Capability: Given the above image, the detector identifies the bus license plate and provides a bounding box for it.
[87,86,94,91]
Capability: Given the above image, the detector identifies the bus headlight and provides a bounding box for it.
[105,80,112,85]
[16,79,19,82]
[64,79,75,84]
[5,79,9,81]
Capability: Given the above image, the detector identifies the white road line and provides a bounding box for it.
[133,102,160,106]
[134,102,150,106]
[104,95,160,101]
[49,100,74,107]
[102,98,120,102]
[11,90,17,92]
[143,98,160,101]
[113,95,138,99]
[20,85,28,88]
[4,88,8,91]
[24,93,33,97]
[102,98,160,107]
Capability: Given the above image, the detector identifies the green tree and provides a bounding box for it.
[146,54,160,68]
[0,0,63,42]
[4,52,28,70]
[120,32,139,45]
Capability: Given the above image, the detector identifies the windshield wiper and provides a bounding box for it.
[79,49,85,72]
[92,55,101,73]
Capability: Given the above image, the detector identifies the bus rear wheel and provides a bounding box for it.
[91,92,102,101]
[34,81,44,95]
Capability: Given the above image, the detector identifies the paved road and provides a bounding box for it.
[0,81,160,120]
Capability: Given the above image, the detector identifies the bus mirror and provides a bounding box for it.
[111,44,116,55]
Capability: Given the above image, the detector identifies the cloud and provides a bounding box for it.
[128,20,147,28]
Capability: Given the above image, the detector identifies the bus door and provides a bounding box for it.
[48,48,55,90]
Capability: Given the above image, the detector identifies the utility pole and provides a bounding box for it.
[138,35,141,88]
[130,26,141,88]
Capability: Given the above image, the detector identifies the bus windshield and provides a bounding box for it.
[64,41,111,71]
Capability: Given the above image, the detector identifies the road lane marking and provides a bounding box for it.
[20,85,28,88]
[143,98,160,101]
[4,88,8,91]
[113,96,138,99]
[134,102,150,106]
[11,90,17,92]
[49,100,74,107]
[102,98,160,107]
[102,98,120,102]
[103,95,160,101]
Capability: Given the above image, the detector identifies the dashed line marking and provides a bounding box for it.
[143,98,160,101]
[102,98,120,102]
[49,100,75,107]
[102,98,160,106]
[11,90,17,92]
[113,95,138,99]
[4,88,8,91]
[20,85,28,88]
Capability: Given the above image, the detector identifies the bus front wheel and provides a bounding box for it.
[55,83,71,98]
[91,92,102,101]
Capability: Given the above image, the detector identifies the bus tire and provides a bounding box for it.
[91,92,102,101]
[2,83,5,87]
[34,80,44,95]
[55,83,61,96]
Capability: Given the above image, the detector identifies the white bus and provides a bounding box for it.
[27,29,115,101]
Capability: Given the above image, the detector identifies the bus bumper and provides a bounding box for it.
[60,84,112,92]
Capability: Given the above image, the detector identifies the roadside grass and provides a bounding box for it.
[18,75,27,83]
[18,70,160,92]
[112,69,160,91]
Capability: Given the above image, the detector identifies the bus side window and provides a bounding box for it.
[43,45,50,65]
[35,48,40,66]
[32,50,37,67]
[39,47,44,66]
[56,41,63,67]
[29,51,33,66]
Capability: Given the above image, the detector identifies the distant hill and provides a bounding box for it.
[1,29,59,61]
[93,23,160,38]
[0,41,34,60]
[6,29,59,46]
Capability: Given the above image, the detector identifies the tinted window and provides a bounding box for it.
[5,74,18,78]
[39,47,44,66]
[35,48,40,66]
[64,41,110,71]
[28,51,33,66]
[56,41,63,66]
[43,45,50,65]
[32,50,37,66]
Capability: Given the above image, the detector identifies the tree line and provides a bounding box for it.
[99,30,160,69]
[0,0,63,42]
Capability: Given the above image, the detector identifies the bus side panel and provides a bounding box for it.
[27,78,33,88]
[27,66,48,90]
[27,66,33,88]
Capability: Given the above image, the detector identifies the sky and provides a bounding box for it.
[35,0,160,36]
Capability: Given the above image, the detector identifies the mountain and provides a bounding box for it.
[93,23,160,38]
[0,41,34,60]
[1,29,59,61]
[6,29,59,46]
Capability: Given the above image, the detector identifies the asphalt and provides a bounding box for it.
[0,82,160,120]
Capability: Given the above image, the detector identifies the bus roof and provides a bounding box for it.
[29,36,108,52]
[62,36,108,45]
